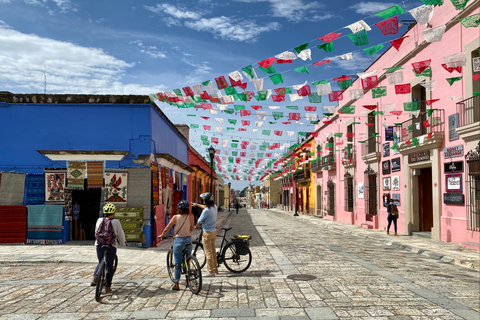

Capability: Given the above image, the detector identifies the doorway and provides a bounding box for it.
[316,185,322,216]
[418,168,433,232]
[72,188,101,240]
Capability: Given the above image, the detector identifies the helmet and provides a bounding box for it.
[200,192,214,203]
[178,200,190,210]
[103,203,116,215]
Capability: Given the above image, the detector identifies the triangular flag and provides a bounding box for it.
[426,99,440,106]
[294,43,309,54]
[363,44,384,56]
[412,59,431,75]
[390,36,408,51]
[446,76,462,86]
[318,32,342,42]
[348,29,369,46]
[269,74,284,85]
[317,42,334,52]
[374,5,404,19]
[375,16,399,35]
[258,57,276,69]
[294,66,310,74]
[423,24,446,43]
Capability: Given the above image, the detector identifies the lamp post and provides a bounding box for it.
[228,182,231,211]
[208,146,215,195]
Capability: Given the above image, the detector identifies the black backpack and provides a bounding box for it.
[95,218,117,246]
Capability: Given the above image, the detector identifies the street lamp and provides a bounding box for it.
[208,146,215,194]
[228,182,231,211]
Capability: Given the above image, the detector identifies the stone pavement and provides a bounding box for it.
[269,208,480,270]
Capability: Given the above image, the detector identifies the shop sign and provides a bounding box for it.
[443,161,464,173]
[391,157,401,172]
[443,193,464,205]
[444,145,464,159]
[382,142,390,157]
[385,126,394,141]
[445,173,462,193]
[448,113,459,141]
[382,160,391,174]
[408,151,430,163]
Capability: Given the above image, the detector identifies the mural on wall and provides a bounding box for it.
[45,171,66,202]
[105,170,128,202]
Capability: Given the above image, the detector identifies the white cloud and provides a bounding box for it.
[185,17,280,42]
[131,40,167,59]
[22,0,76,13]
[348,2,396,14]
[181,57,212,76]
[233,0,325,22]
[144,3,203,20]
[0,24,165,94]
[333,55,376,73]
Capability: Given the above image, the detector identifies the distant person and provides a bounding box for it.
[193,193,218,277]
[91,203,126,293]
[235,202,240,214]
[159,200,194,290]
[387,199,399,236]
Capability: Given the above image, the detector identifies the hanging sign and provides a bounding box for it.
[391,157,401,172]
[444,145,464,159]
[448,113,459,141]
[443,193,464,205]
[443,161,464,173]
[408,151,430,163]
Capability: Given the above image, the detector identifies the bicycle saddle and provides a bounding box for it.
[222,227,232,231]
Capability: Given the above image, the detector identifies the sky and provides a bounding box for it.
[0,0,425,190]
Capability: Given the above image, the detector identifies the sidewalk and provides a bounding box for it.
[270,208,480,270]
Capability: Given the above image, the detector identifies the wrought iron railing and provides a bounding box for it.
[457,95,480,127]
[361,136,379,156]
[341,146,355,165]
[393,109,445,142]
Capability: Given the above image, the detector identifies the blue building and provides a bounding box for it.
[0,92,192,246]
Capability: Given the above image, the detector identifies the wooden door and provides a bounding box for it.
[419,168,433,231]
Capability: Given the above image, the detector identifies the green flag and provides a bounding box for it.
[298,132,306,137]
[237,93,248,101]
[426,109,436,117]
[373,111,384,115]
[312,80,329,86]
[384,66,403,73]
[173,88,183,96]
[421,0,444,4]
[259,65,276,74]
[257,153,264,158]
[334,133,343,137]
[460,14,480,28]
[232,151,238,156]
[224,86,238,95]
[294,66,310,74]
[242,65,256,80]
[255,90,269,101]
[224,108,235,114]
[317,42,334,52]
[270,74,284,85]
[227,127,235,131]
[338,79,353,90]
[308,93,322,103]
[262,130,271,136]
[363,44,384,56]
[234,105,245,111]
[374,5,404,19]
[190,124,199,129]
[348,29,369,46]
[294,42,309,54]
[228,119,237,125]
[450,0,468,10]
[228,157,234,163]
[341,105,355,114]
[446,76,463,86]
[201,135,208,141]
[187,114,196,117]
[231,143,238,148]
[202,80,210,87]
[372,86,387,98]
[272,112,284,120]
[413,67,432,77]
[286,106,298,110]
[404,102,418,111]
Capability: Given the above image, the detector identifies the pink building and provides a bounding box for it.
[314,1,479,250]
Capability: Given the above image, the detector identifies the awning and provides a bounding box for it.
[37,150,129,161]
[156,153,194,176]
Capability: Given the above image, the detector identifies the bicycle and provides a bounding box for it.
[95,245,118,302]
[164,237,202,294]
[192,227,252,273]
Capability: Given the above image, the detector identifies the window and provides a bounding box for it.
[364,166,377,218]
[344,172,354,212]
[467,143,480,231]
[411,84,427,139]
[367,112,376,154]
[327,179,335,216]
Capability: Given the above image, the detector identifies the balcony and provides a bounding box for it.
[311,160,322,173]
[321,154,336,170]
[361,136,381,164]
[341,146,356,168]
[456,96,480,143]
[293,169,311,183]
[394,108,445,143]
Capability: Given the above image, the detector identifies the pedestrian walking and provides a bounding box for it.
[193,192,218,277]
[91,203,126,293]
[387,199,399,236]
[235,202,240,214]
[159,200,194,290]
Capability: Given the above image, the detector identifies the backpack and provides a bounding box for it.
[95,218,117,246]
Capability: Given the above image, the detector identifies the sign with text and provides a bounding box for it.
[408,151,430,163]
[448,113,459,141]
[444,161,464,173]
[382,142,390,157]
[391,157,401,172]
[382,160,391,175]
[445,174,462,193]
[443,193,464,205]
[444,145,464,159]
[385,126,394,141]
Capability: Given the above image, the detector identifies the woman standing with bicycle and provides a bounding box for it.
[193,192,218,277]
[92,203,126,293]
[159,200,194,290]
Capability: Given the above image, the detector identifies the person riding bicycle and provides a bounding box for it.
[91,203,126,293]
[159,200,194,290]
[193,192,218,277]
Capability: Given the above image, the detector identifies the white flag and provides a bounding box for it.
[215,126,223,132]
[275,51,297,60]
[423,24,446,43]
[217,104,228,111]
[448,96,463,101]
[215,118,223,123]
[444,52,467,68]
[419,80,436,91]
[357,70,377,79]
[382,103,396,113]
[316,82,332,95]
[286,131,294,136]
[222,139,229,148]
[289,94,303,102]
[306,113,318,121]
[324,106,336,114]
[222,95,235,104]
[340,52,353,60]
[252,129,258,132]
[409,5,434,25]
[192,84,203,95]
[228,70,243,82]
[209,109,218,114]
[256,111,267,120]
[473,57,480,72]
[242,68,257,81]
[253,78,264,91]
[345,20,371,33]
[386,71,404,85]
[269,106,280,109]
[350,89,364,99]
[297,49,312,61]
[255,121,264,127]
[292,82,308,90]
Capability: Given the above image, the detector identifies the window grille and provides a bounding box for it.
[344,172,354,212]
[467,142,480,231]
[364,166,377,218]
[327,179,335,216]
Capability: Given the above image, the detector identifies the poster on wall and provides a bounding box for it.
[445,173,462,193]
[45,171,66,202]
[358,182,364,199]
[448,113,459,141]
[382,160,391,175]
[382,142,390,157]
[391,157,401,172]
[392,176,400,190]
[105,170,128,202]
[383,177,391,190]
[391,193,401,206]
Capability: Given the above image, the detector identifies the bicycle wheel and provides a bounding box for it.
[186,255,202,294]
[193,243,206,269]
[222,242,252,273]
[166,249,175,282]
[95,261,106,302]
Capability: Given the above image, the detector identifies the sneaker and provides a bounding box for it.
[90,277,96,287]
[105,286,113,293]
[204,272,215,277]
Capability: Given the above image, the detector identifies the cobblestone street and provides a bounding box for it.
[0,208,479,320]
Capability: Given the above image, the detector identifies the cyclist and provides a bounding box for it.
[91,203,126,293]
[159,200,194,290]
[193,192,218,277]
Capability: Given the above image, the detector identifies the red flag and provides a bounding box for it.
[274,87,288,95]
[215,76,228,89]
[305,106,317,111]
[312,59,331,66]
[272,95,285,102]
[239,128,247,132]
[241,120,250,126]
[258,57,276,69]
[251,105,262,110]
[375,16,398,35]
[239,82,248,90]
[426,99,440,106]
[240,152,246,157]
[235,158,240,164]
[363,105,377,110]
[297,85,311,96]
[473,74,480,82]
[182,86,194,96]
[230,76,242,87]
[441,64,462,73]
[201,116,210,120]
[211,137,219,144]
[266,153,272,157]
[362,76,378,90]
[323,120,332,124]
[201,102,212,109]
[390,110,403,115]
[365,123,375,127]
[167,96,180,103]
[240,110,251,117]
[395,84,411,94]
[210,96,221,103]
[276,59,293,64]
[390,36,408,51]
[274,130,283,136]
[329,91,343,102]
[241,144,247,149]
[311,132,319,137]
[427,132,433,139]
[200,91,210,100]
[423,120,430,128]
[203,125,211,130]
[333,75,351,81]
[282,121,292,125]
[318,31,342,42]
[346,133,355,138]
[412,59,431,75]
[289,113,301,121]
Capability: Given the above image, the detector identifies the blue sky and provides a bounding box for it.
[0,0,424,190]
